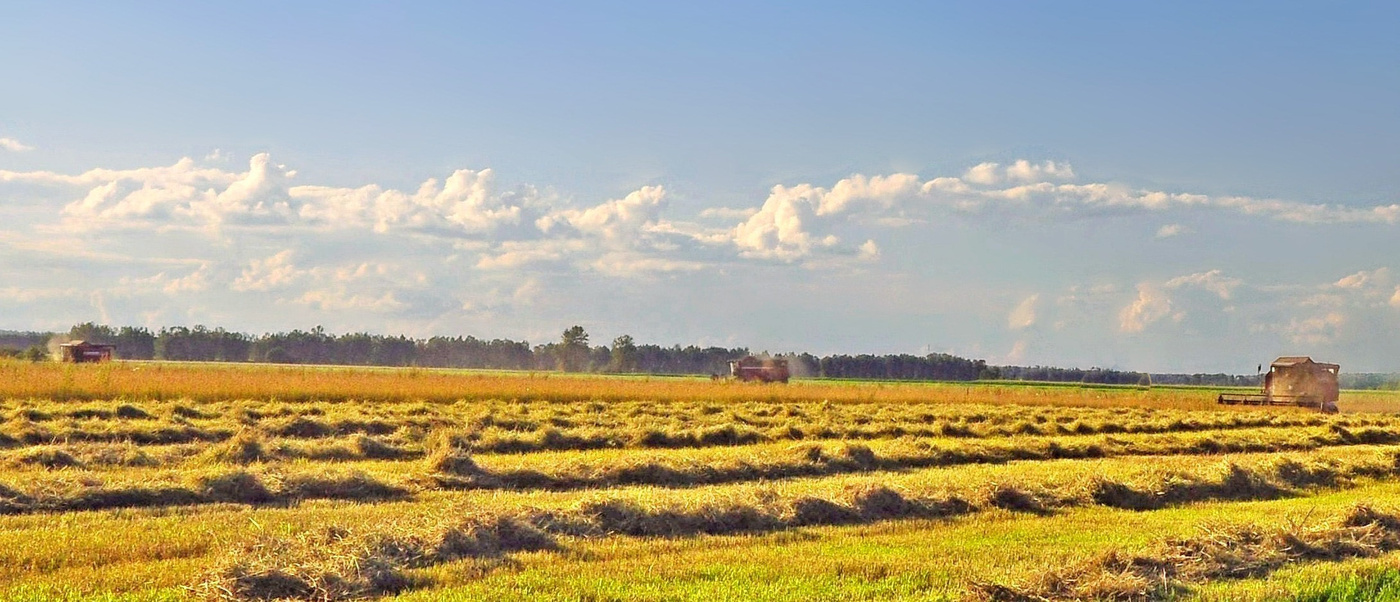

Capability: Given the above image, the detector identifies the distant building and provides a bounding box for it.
[58,341,116,363]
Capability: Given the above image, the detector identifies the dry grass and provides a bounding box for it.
[5,421,1400,516]
[5,361,1400,600]
[191,493,1400,601]
[193,514,563,602]
[0,360,1241,409]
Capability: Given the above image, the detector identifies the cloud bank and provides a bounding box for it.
[8,154,1400,269]
[4,152,1400,370]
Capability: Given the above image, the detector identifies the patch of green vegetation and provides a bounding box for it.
[1291,569,1400,602]
[0,586,185,602]
[1191,555,1400,601]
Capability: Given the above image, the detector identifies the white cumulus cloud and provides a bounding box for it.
[1335,268,1390,290]
[1166,269,1241,300]
[1155,224,1186,238]
[1008,294,1039,330]
[857,240,881,262]
[1280,312,1347,346]
[548,185,667,245]
[0,138,33,152]
[1005,340,1028,363]
[232,250,302,292]
[295,289,406,313]
[729,173,924,260]
[1119,284,1173,333]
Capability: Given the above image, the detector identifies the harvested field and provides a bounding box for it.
[7,360,1400,601]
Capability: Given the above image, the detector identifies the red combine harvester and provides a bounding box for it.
[57,341,116,363]
[1217,356,1339,413]
[728,356,790,383]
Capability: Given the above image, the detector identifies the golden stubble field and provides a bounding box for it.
[5,360,1400,601]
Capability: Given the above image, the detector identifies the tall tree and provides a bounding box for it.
[609,334,638,373]
[68,322,114,343]
[114,326,156,360]
[556,326,590,372]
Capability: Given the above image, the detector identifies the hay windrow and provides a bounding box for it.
[0,467,408,514]
[2,447,1398,517]
[983,483,1054,515]
[199,430,270,465]
[194,515,562,601]
[11,362,1400,600]
[190,486,976,601]
[409,428,1400,494]
[9,446,84,469]
[976,505,1400,601]
[197,470,276,504]
[192,528,414,602]
[426,444,484,478]
[354,435,407,460]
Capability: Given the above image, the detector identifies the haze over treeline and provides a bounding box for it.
[3,322,1367,388]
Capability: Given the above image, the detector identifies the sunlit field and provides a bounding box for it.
[6,359,1400,601]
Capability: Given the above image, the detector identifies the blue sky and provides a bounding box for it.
[2,2,1399,372]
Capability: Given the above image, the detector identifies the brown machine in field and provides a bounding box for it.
[1217,356,1339,413]
[58,341,116,363]
[729,356,791,383]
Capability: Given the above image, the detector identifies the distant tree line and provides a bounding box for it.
[1340,373,1400,390]
[1147,373,1263,387]
[0,330,49,350]
[7,323,1399,389]
[983,365,1152,386]
[0,330,50,362]
[814,353,987,381]
[23,323,1119,384]
[37,323,751,374]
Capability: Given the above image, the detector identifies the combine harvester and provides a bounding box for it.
[728,356,791,383]
[1217,356,1340,413]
